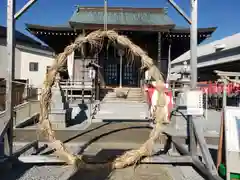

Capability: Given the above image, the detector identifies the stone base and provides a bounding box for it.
[49,121,67,129]
[49,109,67,129]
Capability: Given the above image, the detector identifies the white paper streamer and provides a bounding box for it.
[67,51,75,82]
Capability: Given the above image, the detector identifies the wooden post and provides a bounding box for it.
[217,112,224,169]
[81,29,85,103]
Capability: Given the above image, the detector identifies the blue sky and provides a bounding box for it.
[0,0,239,44]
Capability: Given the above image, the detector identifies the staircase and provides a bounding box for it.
[102,87,144,102]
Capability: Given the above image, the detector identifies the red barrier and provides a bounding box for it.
[198,82,240,95]
[145,83,173,121]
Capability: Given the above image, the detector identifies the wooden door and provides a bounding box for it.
[104,63,118,86]
[122,63,138,87]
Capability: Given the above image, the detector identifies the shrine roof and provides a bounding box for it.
[68,7,175,31]
[25,23,216,36]
[171,26,216,33]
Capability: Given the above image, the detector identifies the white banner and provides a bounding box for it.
[67,51,75,82]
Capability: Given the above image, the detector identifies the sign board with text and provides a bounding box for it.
[186,90,203,115]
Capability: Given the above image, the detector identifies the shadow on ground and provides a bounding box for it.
[67,163,113,180]
[1,163,33,180]
[67,104,89,127]
[67,149,128,180]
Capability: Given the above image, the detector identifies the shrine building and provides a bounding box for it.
[25,6,216,100]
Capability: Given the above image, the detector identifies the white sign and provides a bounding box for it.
[186,90,203,115]
[225,107,240,152]
[224,106,240,177]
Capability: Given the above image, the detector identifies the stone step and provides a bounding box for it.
[104,95,143,99]
[102,88,143,103]
[105,95,143,98]
[107,91,142,94]
[105,91,143,95]
[103,97,143,101]
[102,100,143,103]
[114,89,142,93]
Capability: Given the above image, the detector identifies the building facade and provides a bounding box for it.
[0,26,55,88]
[171,33,240,81]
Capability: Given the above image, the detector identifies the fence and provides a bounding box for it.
[0,80,38,111]
[199,82,240,110]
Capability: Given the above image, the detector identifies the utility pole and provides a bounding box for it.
[190,0,198,90]
[3,0,37,157]
[167,0,198,155]
[5,0,16,156]
[189,0,198,154]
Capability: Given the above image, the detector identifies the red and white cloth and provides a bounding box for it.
[145,83,173,122]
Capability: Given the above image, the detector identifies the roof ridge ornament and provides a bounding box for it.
[75,4,81,14]
[164,7,168,15]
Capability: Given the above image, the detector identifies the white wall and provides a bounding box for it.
[19,49,54,88]
[0,44,22,79]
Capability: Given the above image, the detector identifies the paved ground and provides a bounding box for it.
[1,102,222,180]
[2,164,177,180]
[94,102,148,120]
[2,155,204,180]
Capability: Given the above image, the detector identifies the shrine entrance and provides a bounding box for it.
[104,63,139,87]
[103,49,140,87]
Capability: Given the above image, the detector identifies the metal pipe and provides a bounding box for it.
[167,0,192,24]
[12,140,38,158]
[192,156,223,180]
[14,0,37,20]
[192,118,218,175]
[190,0,198,89]
[189,0,198,155]
[172,140,223,180]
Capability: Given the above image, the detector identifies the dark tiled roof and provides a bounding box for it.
[69,7,175,26]
[0,25,53,52]
[172,26,217,33]
[25,23,73,31]
[0,25,40,45]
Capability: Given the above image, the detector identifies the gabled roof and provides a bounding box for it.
[170,26,216,33]
[0,25,40,45]
[69,7,175,31]
[25,23,73,32]
[171,33,240,66]
[0,25,54,53]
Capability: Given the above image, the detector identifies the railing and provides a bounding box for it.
[60,80,95,103]
[60,79,101,120]
[60,80,94,89]
[0,100,40,127]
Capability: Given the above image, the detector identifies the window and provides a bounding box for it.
[29,62,38,72]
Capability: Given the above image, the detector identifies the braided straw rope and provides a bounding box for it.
[39,30,167,168]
